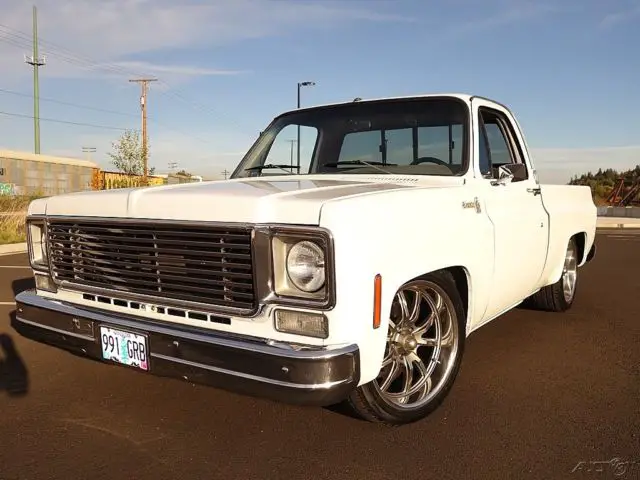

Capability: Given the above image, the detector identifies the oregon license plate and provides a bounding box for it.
[100,326,149,371]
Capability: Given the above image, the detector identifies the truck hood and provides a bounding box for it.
[34,175,463,225]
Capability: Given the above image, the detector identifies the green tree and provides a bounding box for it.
[108,129,143,175]
[569,164,640,205]
[107,129,156,176]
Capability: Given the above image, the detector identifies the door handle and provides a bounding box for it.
[527,187,541,196]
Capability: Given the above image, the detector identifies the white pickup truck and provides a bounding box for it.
[16,93,597,425]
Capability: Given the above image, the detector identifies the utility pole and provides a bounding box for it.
[82,146,96,161]
[221,169,229,180]
[129,78,157,183]
[24,5,45,154]
[286,139,296,171]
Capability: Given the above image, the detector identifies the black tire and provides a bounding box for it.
[343,270,466,426]
[525,237,578,312]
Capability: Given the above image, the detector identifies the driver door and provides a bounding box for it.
[472,99,550,321]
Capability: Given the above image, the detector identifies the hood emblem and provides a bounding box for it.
[462,197,481,213]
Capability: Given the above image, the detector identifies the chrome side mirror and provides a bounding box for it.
[491,164,527,186]
[491,165,514,186]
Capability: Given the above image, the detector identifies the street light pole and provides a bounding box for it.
[296,81,315,170]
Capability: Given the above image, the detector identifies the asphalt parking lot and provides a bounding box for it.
[0,231,638,480]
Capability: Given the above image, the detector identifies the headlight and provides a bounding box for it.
[269,228,333,305]
[27,219,48,270]
[286,240,325,292]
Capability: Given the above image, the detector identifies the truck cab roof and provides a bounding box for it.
[277,93,508,118]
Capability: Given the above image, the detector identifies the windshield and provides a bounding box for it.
[231,97,470,178]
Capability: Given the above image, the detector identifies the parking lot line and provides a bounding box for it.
[0,251,27,257]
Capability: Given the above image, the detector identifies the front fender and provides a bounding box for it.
[319,186,494,385]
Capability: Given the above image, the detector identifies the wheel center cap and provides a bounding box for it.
[403,336,417,351]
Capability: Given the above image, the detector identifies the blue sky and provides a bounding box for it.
[0,0,639,183]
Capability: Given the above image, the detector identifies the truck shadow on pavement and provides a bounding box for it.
[0,277,36,397]
[0,330,29,397]
[12,277,35,297]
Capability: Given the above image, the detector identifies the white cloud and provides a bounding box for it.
[600,3,640,29]
[0,0,412,82]
[443,0,566,37]
[110,61,247,77]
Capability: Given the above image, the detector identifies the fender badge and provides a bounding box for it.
[462,197,481,213]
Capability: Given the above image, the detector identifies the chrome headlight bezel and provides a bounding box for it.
[257,225,335,310]
[26,216,50,272]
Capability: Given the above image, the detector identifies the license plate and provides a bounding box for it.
[99,326,149,371]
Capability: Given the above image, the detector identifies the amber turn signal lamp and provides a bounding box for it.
[373,274,382,329]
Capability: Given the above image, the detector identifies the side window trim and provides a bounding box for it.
[477,112,492,178]
[479,107,527,165]
[493,115,521,165]
[478,106,529,181]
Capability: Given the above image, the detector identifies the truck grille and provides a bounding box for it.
[46,218,256,313]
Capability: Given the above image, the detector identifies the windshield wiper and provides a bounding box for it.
[244,164,300,174]
[323,159,396,174]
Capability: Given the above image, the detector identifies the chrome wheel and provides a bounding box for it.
[562,241,578,303]
[374,280,460,410]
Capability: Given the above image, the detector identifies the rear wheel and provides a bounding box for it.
[344,271,466,425]
[525,237,578,312]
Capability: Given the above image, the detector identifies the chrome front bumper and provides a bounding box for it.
[13,290,360,406]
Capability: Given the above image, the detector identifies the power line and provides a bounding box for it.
[0,110,131,131]
[0,23,249,130]
[0,25,145,77]
[0,22,254,157]
[0,87,138,118]
[0,87,216,146]
[0,28,237,145]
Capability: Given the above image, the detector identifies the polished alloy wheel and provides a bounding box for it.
[562,241,578,303]
[373,280,460,410]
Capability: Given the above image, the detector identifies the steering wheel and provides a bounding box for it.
[410,156,449,166]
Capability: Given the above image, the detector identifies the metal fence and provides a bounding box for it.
[597,206,640,218]
[96,170,166,190]
[0,150,97,196]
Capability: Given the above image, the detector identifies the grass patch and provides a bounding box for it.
[0,210,27,245]
[0,195,43,245]
[0,194,41,213]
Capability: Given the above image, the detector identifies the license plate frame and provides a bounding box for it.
[99,325,150,371]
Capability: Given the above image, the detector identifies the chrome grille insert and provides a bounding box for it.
[46,218,256,313]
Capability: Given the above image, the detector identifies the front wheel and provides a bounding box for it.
[344,271,466,425]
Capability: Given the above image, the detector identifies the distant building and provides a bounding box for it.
[154,173,203,184]
[0,150,98,196]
